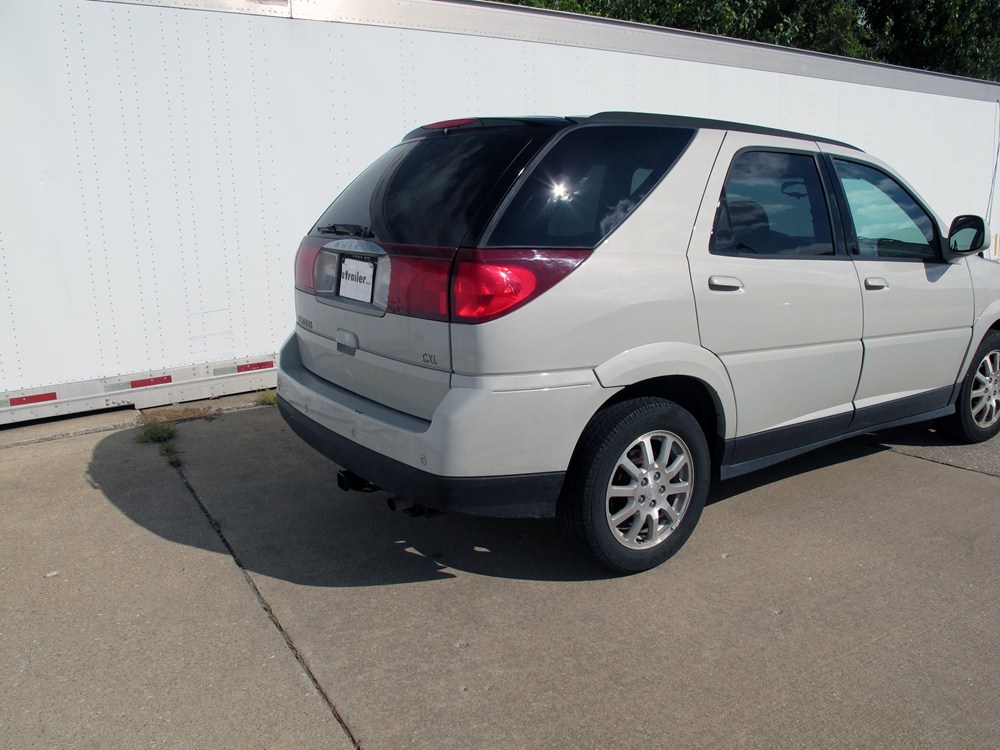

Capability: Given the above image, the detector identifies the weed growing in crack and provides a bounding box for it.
[136,421,176,444]
[136,420,182,467]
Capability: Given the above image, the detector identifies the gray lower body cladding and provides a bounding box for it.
[277,396,565,518]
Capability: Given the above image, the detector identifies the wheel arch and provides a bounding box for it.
[593,342,734,440]
[945,322,1000,442]
[581,376,731,477]
[601,376,724,453]
[960,308,1000,380]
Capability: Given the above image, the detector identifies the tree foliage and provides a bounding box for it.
[860,0,1000,80]
[498,0,1000,80]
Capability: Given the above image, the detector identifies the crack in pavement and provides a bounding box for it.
[172,463,363,750]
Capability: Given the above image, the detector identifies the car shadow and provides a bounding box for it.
[87,416,616,587]
[706,439,887,505]
[856,421,957,448]
[87,409,890,587]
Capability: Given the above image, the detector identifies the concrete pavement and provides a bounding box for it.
[3,402,1000,748]
[1,404,355,750]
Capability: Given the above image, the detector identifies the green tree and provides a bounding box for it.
[859,0,1000,79]
[498,0,999,79]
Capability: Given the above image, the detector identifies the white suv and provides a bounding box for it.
[278,112,1000,573]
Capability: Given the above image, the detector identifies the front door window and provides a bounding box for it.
[833,159,938,261]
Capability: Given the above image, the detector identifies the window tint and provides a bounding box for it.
[315,144,412,235]
[314,132,538,247]
[484,126,694,249]
[711,151,834,256]
[833,159,938,260]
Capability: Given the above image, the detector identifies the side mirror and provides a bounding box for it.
[947,215,990,256]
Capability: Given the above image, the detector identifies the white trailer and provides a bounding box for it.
[2,0,998,423]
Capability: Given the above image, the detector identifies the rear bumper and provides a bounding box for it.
[278,395,564,517]
[276,333,611,518]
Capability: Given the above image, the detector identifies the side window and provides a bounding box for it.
[485,125,695,249]
[833,159,938,261]
[711,151,834,257]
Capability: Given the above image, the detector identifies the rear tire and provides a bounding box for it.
[946,329,1000,443]
[558,398,709,574]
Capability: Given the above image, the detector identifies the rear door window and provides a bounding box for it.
[483,125,695,249]
[711,150,835,257]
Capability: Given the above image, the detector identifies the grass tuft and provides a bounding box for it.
[137,419,182,467]
[136,421,177,444]
[255,389,278,407]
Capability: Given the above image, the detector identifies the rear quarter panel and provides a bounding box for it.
[449,131,724,376]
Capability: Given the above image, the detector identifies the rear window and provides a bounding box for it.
[483,125,695,249]
[313,131,544,247]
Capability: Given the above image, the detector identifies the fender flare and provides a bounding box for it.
[963,303,1000,375]
[594,342,737,439]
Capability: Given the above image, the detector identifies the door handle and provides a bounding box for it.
[864,277,888,291]
[708,276,744,292]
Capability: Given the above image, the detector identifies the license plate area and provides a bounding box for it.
[339,255,376,303]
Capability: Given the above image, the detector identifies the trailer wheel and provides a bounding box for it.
[558,398,709,574]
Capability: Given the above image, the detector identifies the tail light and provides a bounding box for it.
[423,118,478,130]
[451,249,590,324]
[384,247,454,322]
[294,237,589,324]
[293,236,326,293]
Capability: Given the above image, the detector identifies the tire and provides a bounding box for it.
[558,397,710,574]
[946,329,1000,443]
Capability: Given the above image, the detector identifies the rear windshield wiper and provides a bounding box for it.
[316,223,375,238]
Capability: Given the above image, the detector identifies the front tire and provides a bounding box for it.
[558,398,709,574]
[946,329,1000,443]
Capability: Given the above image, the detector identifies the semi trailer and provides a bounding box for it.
[1,0,998,423]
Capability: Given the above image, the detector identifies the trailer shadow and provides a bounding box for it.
[87,407,887,587]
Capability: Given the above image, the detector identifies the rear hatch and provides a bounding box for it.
[292,118,569,420]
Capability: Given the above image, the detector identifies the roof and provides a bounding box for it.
[585,112,860,150]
